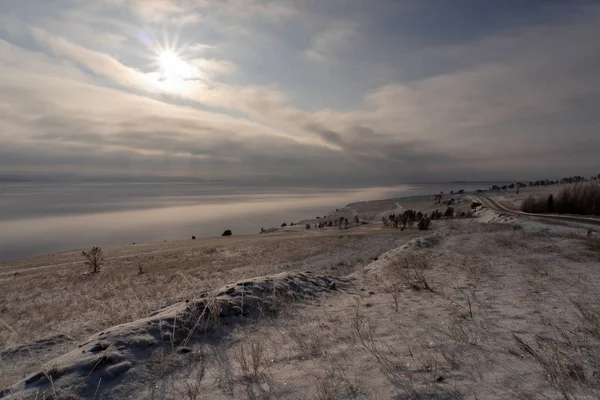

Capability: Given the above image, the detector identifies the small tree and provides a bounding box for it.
[547,194,555,213]
[418,218,431,231]
[353,215,360,224]
[82,247,104,273]
[444,206,454,219]
[306,223,311,230]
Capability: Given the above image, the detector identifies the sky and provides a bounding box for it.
[1,0,599,187]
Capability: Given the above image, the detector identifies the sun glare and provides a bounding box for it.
[159,50,186,79]
[139,30,206,93]
[148,47,202,93]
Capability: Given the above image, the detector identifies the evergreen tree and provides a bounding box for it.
[547,194,555,213]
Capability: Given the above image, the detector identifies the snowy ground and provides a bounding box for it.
[2,198,600,399]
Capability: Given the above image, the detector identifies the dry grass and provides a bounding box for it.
[0,235,355,346]
[232,338,265,382]
[177,365,206,400]
[5,217,600,399]
[0,230,413,389]
[384,251,433,292]
[586,236,600,252]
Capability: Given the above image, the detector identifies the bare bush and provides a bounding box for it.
[446,319,480,345]
[351,312,409,387]
[571,300,600,340]
[81,247,104,273]
[177,365,206,400]
[512,335,582,397]
[232,338,265,382]
[283,322,327,358]
[313,366,360,400]
[384,281,402,312]
[386,252,433,292]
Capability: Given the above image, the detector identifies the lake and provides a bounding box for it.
[0,182,494,260]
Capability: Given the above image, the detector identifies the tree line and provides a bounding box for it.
[521,182,600,216]
[486,174,600,192]
[381,205,474,231]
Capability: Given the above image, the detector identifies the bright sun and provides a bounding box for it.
[158,51,186,79]
[151,49,201,92]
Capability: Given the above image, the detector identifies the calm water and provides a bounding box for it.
[0,182,494,260]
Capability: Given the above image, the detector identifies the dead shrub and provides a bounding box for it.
[313,367,360,400]
[386,252,433,292]
[82,247,104,273]
[571,300,600,340]
[512,335,583,397]
[177,365,206,400]
[232,337,265,382]
[283,322,327,358]
[383,281,402,312]
[350,307,411,388]
[446,318,479,345]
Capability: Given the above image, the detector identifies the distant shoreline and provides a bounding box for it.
[4,179,590,262]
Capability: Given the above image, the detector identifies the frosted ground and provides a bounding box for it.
[1,192,599,399]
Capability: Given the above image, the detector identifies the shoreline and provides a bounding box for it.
[0,184,494,262]
[3,180,589,263]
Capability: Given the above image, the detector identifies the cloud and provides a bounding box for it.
[29,27,150,90]
[132,0,184,21]
[97,0,296,23]
[0,45,457,185]
[1,2,600,186]
[304,22,358,63]
[194,58,236,76]
[171,12,203,25]
[187,43,218,54]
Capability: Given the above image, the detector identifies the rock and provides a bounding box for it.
[105,361,132,378]
[89,342,110,353]
[176,347,192,354]
[222,230,232,236]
